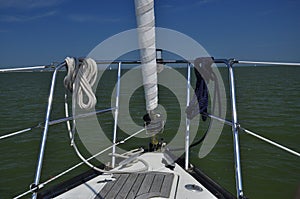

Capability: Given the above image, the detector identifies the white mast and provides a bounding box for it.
[134,0,158,112]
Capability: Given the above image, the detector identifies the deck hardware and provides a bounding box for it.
[185,184,203,192]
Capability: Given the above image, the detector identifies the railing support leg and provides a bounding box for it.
[31,63,65,199]
[227,59,244,198]
[112,62,121,168]
[185,62,191,170]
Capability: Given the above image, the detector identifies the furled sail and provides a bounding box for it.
[134,0,158,112]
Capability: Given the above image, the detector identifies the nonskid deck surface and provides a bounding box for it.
[53,152,218,199]
[95,172,174,199]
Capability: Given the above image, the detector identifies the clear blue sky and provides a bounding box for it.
[0,0,299,67]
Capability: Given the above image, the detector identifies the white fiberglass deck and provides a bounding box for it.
[54,152,217,199]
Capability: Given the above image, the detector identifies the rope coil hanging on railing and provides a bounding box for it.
[63,57,151,175]
[64,57,98,110]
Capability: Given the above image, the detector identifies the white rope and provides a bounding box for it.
[64,57,98,109]
[71,128,148,173]
[64,86,148,173]
[64,93,74,142]
[63,88,147,173]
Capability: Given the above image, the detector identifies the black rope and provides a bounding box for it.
[186,57,222,149]
[189,115,211,149]
[185,65,209,121]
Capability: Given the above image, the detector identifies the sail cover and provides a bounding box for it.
[134,0,158,111]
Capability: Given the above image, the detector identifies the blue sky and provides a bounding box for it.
[0,0,299,67]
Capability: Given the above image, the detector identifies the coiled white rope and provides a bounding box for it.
[63,57,150,173]
[64,57,98,110]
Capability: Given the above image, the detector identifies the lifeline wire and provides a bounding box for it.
[0,65,48,72]
[205,113,300,157]
[0,109,114,141]
[169,112,300,158]
[13,128,146,199]
[0,128,33,140]
[240,127,300,157]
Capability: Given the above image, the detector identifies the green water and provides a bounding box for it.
[0,66,299,199]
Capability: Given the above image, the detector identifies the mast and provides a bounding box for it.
[134,0,158,112]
